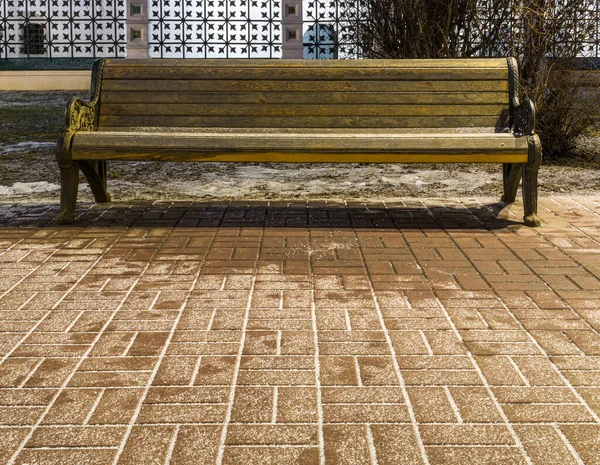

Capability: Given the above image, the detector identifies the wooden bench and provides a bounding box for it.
[56,58,541,226]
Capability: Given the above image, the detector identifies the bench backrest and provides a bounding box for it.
[97,58,514,130]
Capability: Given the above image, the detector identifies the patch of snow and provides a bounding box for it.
[0,182,60,196]
[0,141,55,155]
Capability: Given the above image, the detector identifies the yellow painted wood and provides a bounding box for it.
[71,149,527,163]
[73,131,528,152]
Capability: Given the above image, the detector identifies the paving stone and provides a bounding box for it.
[117,425,175,464]
[14,449,117,465]
[419,424,514,445]
[27,425,126,447]
[42,388,102,425]
[323,424,371,464]
[425,446,528,464]
[559,424,600,465]
[514,424,580,465]
[222,446,319,464]
[169,425,221,464]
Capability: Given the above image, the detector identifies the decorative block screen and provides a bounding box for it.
[147,0,282,58]
[0,0,126,59]
[0,0,598,60]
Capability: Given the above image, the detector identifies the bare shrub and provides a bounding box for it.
[341,0,600,158]
[342,0,512,58]
[509,1,600,158]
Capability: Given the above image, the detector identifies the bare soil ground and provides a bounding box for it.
[1,91,599,204]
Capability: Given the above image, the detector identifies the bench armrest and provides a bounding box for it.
[66,97,98,132]
[65,59,105,133]
[512,98,536,136]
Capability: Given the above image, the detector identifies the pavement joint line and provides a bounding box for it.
[16,292,39,312]
[17,358,45,389]
[271,386,278,424]
[0,236,26,258]
[224,444,319,448]
[112,225,217,465]
[552,422,586,465]
[121,331,139,357]
[563,198,600,232]
[351,208,431,465]
[366,423,379,465]
[215,232,263,465]
[343,308,352,331]
[353,356,363,386]
[308,226,326,465]
[188,355,203,386]
[83,388,105,426]
[419,329,434,356]
[6,226,140,465]
[443,386,463,424]
[63,310,84,333]
[162,424,180,465]
[560,331,586,357]
[20,446,119,450]
[15,249,33,263]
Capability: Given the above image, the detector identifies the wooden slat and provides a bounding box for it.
[100,91,509,105]
[98,115,508,128]
[105,58,509,69]
[71,149,527,164]
[101,79,509,93]
[96,127,503,135]
[100,103,508,117]
[73,132,527,152]
[102,66,507,81]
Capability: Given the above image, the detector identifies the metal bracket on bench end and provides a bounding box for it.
[513,98,536,136]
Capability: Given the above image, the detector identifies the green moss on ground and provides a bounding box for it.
[0,106,64,145]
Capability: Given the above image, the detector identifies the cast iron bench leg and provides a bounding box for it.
[56,133,78,224]
[501,163,522,204]
[523,135,542,227]
[79,160,112,203]
[56,162,79,225]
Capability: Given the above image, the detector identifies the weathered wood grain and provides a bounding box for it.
[102,66,507,81]
[100,91,510,105]
[98,115,508,128]
[73,131,528,152]
[71,149,527,164]
[100,103,508,118]
[104,58,509,68]
[101,79,510,93]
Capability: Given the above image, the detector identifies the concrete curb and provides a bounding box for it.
[0,70,91,91]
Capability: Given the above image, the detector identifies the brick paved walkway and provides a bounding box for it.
[0,196,599,464]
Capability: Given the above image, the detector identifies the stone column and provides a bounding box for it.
[126,0,149,58]
[281,1,303,59]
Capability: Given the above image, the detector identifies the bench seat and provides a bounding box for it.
[56,58,541,226]
[72,128,529,163]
